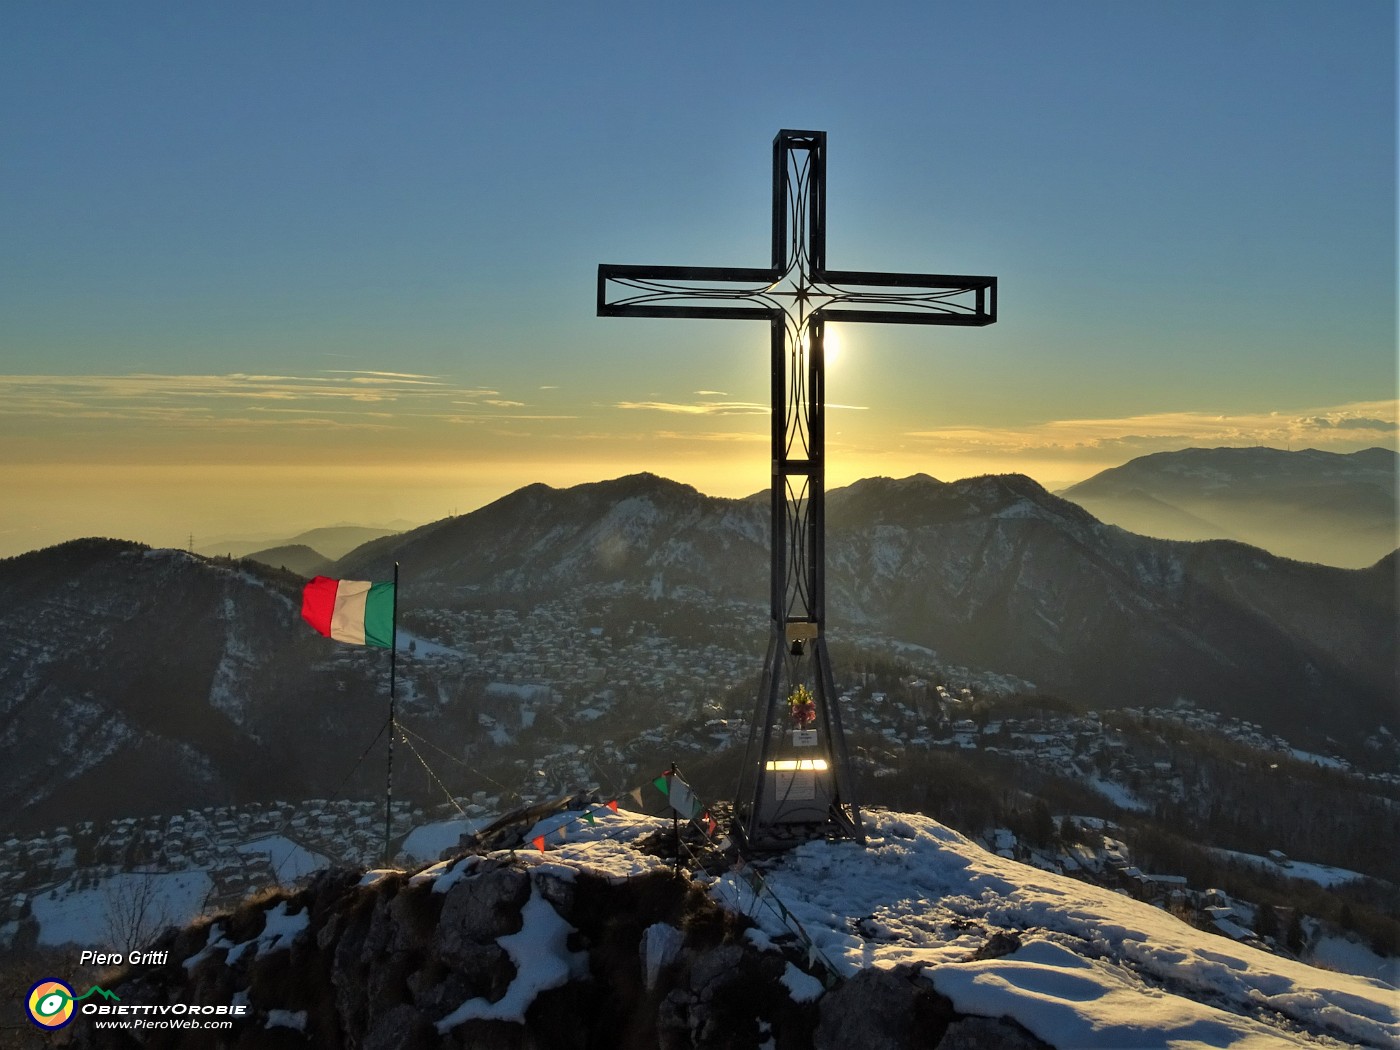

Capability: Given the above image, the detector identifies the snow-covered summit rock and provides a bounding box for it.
[78,807,1396,1049]
[711,809,1397,1049]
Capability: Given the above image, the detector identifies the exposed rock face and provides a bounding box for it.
[814,965,954,1050]
[75,855,1050,1049]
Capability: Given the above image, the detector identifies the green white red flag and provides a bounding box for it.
[301,576,395,648]
[653,770,701,820]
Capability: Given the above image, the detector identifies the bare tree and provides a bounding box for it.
[102,872,172,953]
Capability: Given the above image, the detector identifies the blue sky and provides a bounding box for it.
[1,1,1394,553]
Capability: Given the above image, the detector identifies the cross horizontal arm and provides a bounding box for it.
[818,270,997,326]
[598,263,781,320]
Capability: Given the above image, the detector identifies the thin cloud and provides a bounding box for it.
[653,430,766,443]
[615,400,768,416]
[437,413,578,423]
[448,392,505,404]
[0,373,516,430]
[903,400,1399,458]
[322,370,444,382]
[1295,414,1398,432]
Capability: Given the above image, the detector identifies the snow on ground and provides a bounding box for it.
[1288,748,1351,771]
[706,811,1396,1049]
[396,629,460,659]
[435,806,1397,1047]
[1309,934,1399,989]
[1208,847,1368,889]
[265,1009,308,1032]
[517,805,670,883]
[236,836,331,881]
[399,806,669,893]
[33,870,212,947]
[224,899,308,965]
[399,816,494,863]
[1082,775,1150,811]
[780,961,825,1003]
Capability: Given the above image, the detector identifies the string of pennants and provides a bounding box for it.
[525,769,719,852]
[528,798,622,852]
[523,767,842,988]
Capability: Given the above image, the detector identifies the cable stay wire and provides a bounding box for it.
[393,716,520,800]
[395,727,471,821]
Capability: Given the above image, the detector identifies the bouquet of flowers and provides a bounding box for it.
[787,684,816,729]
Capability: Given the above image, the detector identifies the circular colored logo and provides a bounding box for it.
[27,979,76,1029]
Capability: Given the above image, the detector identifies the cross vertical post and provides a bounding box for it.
[598,130,996,849]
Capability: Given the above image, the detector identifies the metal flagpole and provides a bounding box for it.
[384,561,399,866]
[670,763,680,876]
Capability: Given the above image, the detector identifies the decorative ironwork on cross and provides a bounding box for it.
[598,130,996,849]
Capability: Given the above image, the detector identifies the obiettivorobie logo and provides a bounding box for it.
[26,979,120,1029]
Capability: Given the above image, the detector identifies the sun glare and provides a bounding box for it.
[823,324,843,366]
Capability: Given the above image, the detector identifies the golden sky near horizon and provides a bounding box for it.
[1,367,1392,556]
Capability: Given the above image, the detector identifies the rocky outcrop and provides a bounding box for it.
[77,852,1052,1049]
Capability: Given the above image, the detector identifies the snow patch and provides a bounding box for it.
[223,900,308,965]
[265,1009,307,1032]
[1207,847,1367,889]
[400,817,492,863]
[236,836,330,881]
[1082,775,1150,812]
[434,880,588,1030]
[1309,934,1398,989]
[642,922,684,990]
[780,962,825,1003]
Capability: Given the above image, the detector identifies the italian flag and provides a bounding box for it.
[301,576,395,648]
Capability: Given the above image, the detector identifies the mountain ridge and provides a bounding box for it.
[329,470,1393,747]
[1060,446,1396,567]
[1,470,1392,831]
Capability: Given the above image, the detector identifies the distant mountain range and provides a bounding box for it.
[197,524,408,562]
[2,470,1393,832]
[1059,447,1396,568]
[339,472,1393,743]
[241,543,333,577]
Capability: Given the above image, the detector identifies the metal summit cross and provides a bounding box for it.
[598,130,996,849]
